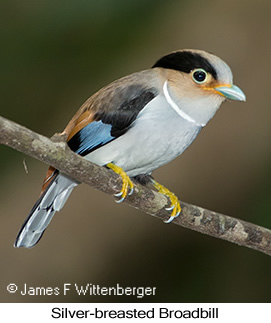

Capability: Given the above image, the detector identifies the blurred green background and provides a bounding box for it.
[1,0,271,302]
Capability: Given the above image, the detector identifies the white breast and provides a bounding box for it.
[85,94,201,177]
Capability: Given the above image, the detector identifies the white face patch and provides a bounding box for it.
[163,81,205,127]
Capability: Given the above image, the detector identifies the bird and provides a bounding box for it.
[14,49,246,248]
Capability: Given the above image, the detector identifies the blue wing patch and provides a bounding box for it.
[67,88,157,156]
[68,121,115,156]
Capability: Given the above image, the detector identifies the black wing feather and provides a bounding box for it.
[68,87,157,155]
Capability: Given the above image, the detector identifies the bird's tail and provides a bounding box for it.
[14,171,78,248]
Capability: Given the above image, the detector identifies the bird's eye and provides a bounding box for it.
[192,69,208,84]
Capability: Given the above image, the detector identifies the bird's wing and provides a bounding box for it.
[41,70,159,192]
[67,86,157,155]
[65,70,159,154]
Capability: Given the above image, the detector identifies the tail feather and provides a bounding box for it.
[14,172,78,248]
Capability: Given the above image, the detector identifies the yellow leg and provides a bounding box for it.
[152,180,181,223]
[107,163,134,203]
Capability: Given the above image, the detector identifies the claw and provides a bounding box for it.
[128,186,134,196]
[152,180,181,223]
[164,209,181,223]
[107,163,134,203]
[164,215,176,224]
[115,196,125,204]
[114,191,123,197]
[165,205,175,211]
[175,210,181,217]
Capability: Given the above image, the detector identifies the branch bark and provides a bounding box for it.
[1,115,271,256]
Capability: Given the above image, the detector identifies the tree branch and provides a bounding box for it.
[1,115,270,256]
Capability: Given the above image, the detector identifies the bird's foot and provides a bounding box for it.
[152,180,181,223]
[107,163,134,203]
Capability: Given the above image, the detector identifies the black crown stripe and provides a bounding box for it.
[152,51,217,80]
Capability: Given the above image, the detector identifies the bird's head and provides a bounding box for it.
[153,49,246,126]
